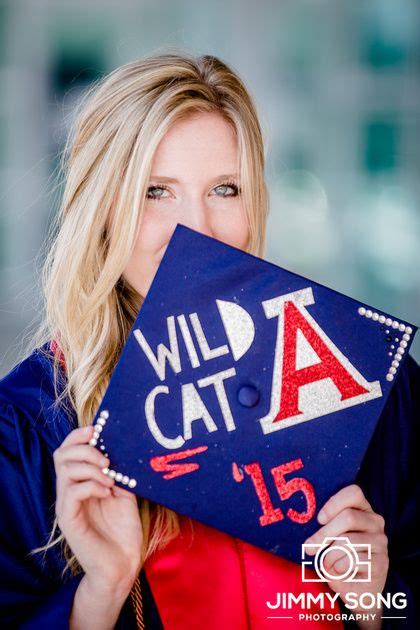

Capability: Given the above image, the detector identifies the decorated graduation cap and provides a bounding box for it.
[91,224,417,564]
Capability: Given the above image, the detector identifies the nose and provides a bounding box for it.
[180,196,215,239]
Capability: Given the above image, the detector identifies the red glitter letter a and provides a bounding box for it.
[274,301,368,422]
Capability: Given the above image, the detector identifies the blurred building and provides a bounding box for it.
[0,0,419,375]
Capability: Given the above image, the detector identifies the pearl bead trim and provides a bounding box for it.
[89,409,137,489]
[357,307,412,382]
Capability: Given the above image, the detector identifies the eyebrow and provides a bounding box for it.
[149,173,239,183]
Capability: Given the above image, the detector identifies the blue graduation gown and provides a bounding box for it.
[0,344,163,629]
[0,343,418,629]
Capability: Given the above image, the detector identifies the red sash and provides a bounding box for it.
[144,514,343,629]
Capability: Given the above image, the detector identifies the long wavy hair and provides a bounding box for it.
[29,49,269,578]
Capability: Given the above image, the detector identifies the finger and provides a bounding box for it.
[111,485,137,500]
[304,508,381,552]
[330,550,373,580]
[317,485,373,525]
[58,426,95,448]
[329,531,388,554]
[319,547,348,573]
[59,480,112,523]
[57,461,115,489]
[322,548,371,576]
[54,444,109,469]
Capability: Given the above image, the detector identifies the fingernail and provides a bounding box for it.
[318,510,327,524]
[101,457,109,465]
[304,541,316,555]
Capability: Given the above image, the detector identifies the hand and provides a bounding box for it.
[304,484,389,627]
[54,425,143,591]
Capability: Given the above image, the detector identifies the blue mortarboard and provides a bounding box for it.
[91,224,417,564]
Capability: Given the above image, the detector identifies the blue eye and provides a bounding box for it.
[146,185,170,200]
[214,182,240,197]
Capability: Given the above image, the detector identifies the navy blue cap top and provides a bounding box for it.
[91,224,417,564]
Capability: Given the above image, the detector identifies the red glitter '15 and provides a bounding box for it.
[234,457,316,527]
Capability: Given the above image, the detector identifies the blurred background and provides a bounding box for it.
[0,0,419,376]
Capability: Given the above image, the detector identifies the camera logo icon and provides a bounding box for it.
[301,536,371,582]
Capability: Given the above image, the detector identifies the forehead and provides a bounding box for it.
[150,112,239,178]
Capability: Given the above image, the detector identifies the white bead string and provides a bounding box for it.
[357,307,412,382]
[89,409,137,489]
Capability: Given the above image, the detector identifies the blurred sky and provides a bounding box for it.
[0,0,419,375]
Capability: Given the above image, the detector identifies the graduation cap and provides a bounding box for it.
[91,224,417,564]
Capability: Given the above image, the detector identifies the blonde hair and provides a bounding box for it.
[29,49,269,577]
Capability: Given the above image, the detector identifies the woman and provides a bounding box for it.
[0,52,418,630]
